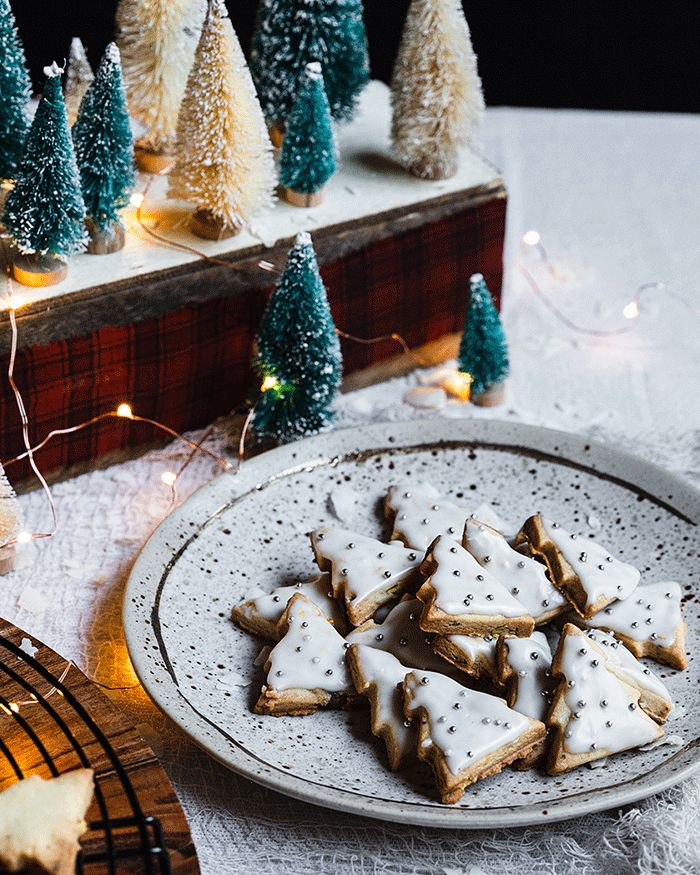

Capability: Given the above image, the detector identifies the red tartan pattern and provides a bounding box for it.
[0,196,506,482]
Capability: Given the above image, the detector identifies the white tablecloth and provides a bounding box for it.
[2,107,699,874]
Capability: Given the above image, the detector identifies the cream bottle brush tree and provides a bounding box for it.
[168,0,275,240]
[391,0,484,180]
[115,0,206,173]
[64,37,94,126]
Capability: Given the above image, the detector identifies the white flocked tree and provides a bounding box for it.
[64,38,94,126]
[168,0,275,239]
[116,0,206,170]
[391,0,484,180]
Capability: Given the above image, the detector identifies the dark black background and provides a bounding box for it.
[10,0,700,112]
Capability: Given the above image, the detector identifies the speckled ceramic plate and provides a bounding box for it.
[124,420,700,828]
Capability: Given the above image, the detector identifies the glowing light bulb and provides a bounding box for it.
[522,230,541,247]
[261,375,280,392]
[1,180,15,192]
[130,192,145,208]
[16,531,31,544]
[9,702,19,713]
[623,300,639,319]
[161,471,177,487]
[117,403,133,419]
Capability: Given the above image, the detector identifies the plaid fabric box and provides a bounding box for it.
[0,193,505,483]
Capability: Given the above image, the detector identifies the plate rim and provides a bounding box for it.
[124,418,700,829]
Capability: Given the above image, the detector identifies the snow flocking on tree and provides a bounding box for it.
[391,0,485,180]
[0,0,32,181]
[168,0,276,238]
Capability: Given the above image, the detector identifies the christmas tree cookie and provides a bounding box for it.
[0,770,93,875]
[546,624,663,774]
[516,515,640,619]
[576,581,687,670]
[464,518,568,625]
[385,482,507,552]
[346,596,455,675]
[576,627,673,723]
[431,633,500,687]
[403,670,546,803]
[496,631,556,768]
[310,528,422,626]
[231,573,345,640]
[417,536,534,637]
[346,644,417,770]
[255,594,353,716]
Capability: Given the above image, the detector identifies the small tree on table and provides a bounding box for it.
[280,61,336,207]
[3,62,86,287]
[64,37,94,126]
[0,0,31,185]
[253,231,343,442]
[251,0,369,139]
[391,0,484,179]
[116,0,206,172]
[458,273,509,405]
[169,0,275,240]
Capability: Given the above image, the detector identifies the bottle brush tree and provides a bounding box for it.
[0,0,32,183]
[72,43,135,253]
[116,0,206,170]
[391,0,484,180]
[253,231,343,442]
[0,462,21,575]
[3,62,86,286]
[458,273,509,403]
[279,61,336,207]
[251,0,369,135]
[64,37,94,126]
[169,0,275,239]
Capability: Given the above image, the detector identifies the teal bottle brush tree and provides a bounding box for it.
[458,273,509,406]
[3,62,87,287]
[73,43,135,254]
[0,0,31,190]
[251,0,369,144]
[253,231,343,442]
[279,62,337,207]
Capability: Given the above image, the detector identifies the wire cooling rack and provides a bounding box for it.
[0,629,173,874]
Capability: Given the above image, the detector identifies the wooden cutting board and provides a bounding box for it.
[0,618,199,874]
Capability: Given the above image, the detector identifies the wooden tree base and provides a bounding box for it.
[0,545,16,575]
[135,147,175,175]
[86,219,125,255]
[472,381,506,407]
[189,209,241,241]
[13,253,68,287]
[269,124,284,149]
[282,186,325,208]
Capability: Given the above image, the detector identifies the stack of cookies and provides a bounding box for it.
[231,482,686,805]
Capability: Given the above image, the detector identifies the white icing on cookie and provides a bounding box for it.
[556,630,662,755]
[241,573,341,627]
[266,595,351,693]
[464,519,567,621]
[469,503,510,538]
[404,670,532,777]
[541,518,640,607]
[582,628,672,707]
[425,537,530,618]
[350,644,416,763]
[311,528,421,609]
[439,633,499,676]
[346,598,450,673]
[386,483,468,550]
[502,631,554,721]
[582,581,683,645]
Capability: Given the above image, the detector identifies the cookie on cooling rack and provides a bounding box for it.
[254,594,354,716]
[0,769,94,875]
[515,515,640,619]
